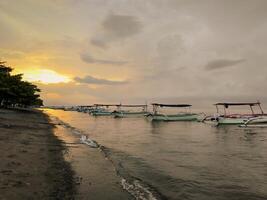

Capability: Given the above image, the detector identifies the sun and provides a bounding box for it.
[21,69,70,84]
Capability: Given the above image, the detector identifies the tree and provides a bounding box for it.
[0,61,43,107]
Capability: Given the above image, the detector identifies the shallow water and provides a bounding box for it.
[44,109,267,200]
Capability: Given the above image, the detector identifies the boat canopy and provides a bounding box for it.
[118,104,147,107]
[94,104,120,107]
[79,105,94,108]
[152,103,192,107]
[214,101,264,115]
[215,102,261,107]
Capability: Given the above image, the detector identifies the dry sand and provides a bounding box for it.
[0,108,75,200]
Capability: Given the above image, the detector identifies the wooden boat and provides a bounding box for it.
[77,105,94,113]
[113,104,149,118]
[90,104,119,116]
[203,102,267,126]
[147,103,200,122]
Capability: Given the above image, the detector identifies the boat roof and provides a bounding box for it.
[152,103,192,107]
[215,102,261,106]
[119,104,147,107]
[94,104,120,107]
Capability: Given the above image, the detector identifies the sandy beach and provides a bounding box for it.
[0,108,133,200]
[0,108,75,199]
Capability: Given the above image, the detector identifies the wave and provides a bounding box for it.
[48,115,165,200]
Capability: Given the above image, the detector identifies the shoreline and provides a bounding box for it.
[46,109,134,200]
[0,108,76,199]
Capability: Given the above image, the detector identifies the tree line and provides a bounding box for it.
[0,61,43,107]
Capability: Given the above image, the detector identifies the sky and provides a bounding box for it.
[1,0,267,107]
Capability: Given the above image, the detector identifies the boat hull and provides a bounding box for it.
[91,111,113,116]
[148,114,199,122]
[217,118,248,125]
[114,112,149,118]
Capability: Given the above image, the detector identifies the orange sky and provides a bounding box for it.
[1,0,267,106]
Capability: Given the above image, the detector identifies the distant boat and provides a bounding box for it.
[77,105,94,113]
[90,104,119,116]
[146,103,201,122]
[203,101,267,126]
[113,104,149,118]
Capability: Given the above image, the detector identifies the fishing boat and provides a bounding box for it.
[147,103,200,122]
[113,104,149,118]
[90,104,119,116]
[77,105,94,113]
[203,102,267,126]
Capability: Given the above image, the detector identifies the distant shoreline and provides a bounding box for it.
[0,108,76,199]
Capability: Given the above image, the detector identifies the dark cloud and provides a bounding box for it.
[102,14,142,38]
[90,14,142,47]
[90,38,107,48]
[74,75,128,85]
[205,59,245,70]
[80,53,127,65]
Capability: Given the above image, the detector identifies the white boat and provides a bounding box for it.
[203,102,267,126]
[90,104,119,116]
[239,116,267,127]
[77,105,94,113]
[113,104,149,118]
[147,103,201,122]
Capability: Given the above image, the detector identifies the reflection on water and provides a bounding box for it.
[44,109,267,200]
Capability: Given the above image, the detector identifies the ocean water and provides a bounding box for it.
[44,109,267,200]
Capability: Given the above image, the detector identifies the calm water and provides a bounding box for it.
[44,109,267,200]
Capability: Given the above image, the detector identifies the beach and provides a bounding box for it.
[1,107,267,200]
[0,108,75,199]
[0,108,133,200]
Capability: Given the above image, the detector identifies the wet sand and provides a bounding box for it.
[0,108,75,199]
[0,108,133,200]
[50,114,133,200]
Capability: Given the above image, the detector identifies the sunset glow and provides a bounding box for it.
[22,69,70,84]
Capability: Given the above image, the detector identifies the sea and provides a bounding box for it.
[43,109,267,200]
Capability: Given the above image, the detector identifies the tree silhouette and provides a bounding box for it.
[0,61,43,107]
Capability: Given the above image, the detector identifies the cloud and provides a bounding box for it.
[102,14,142,38]
[74,75,128,85]
[90,14,142,48]
[205,59,245,70]
[80,53,127,65]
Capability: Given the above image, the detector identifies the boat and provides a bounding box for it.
[77,105,94,113]
[147,103,201,122]
[113,104,149,118]
[90,104,119,116]
[203,102,267,126]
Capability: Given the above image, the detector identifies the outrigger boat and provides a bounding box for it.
[77,105,94,113]
[203,102,267,126]
[147,103,200,122]
[90,104,119,116]
[113,104,149,118]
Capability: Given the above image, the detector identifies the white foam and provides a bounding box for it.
[80,135,98,148]
[121,178,158,200]
[48,114,159,200]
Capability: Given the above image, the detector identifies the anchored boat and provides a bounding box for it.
[147,103,200,122]
[203,102,267,126]
[113,104,149,118]
[90,104,119,116]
